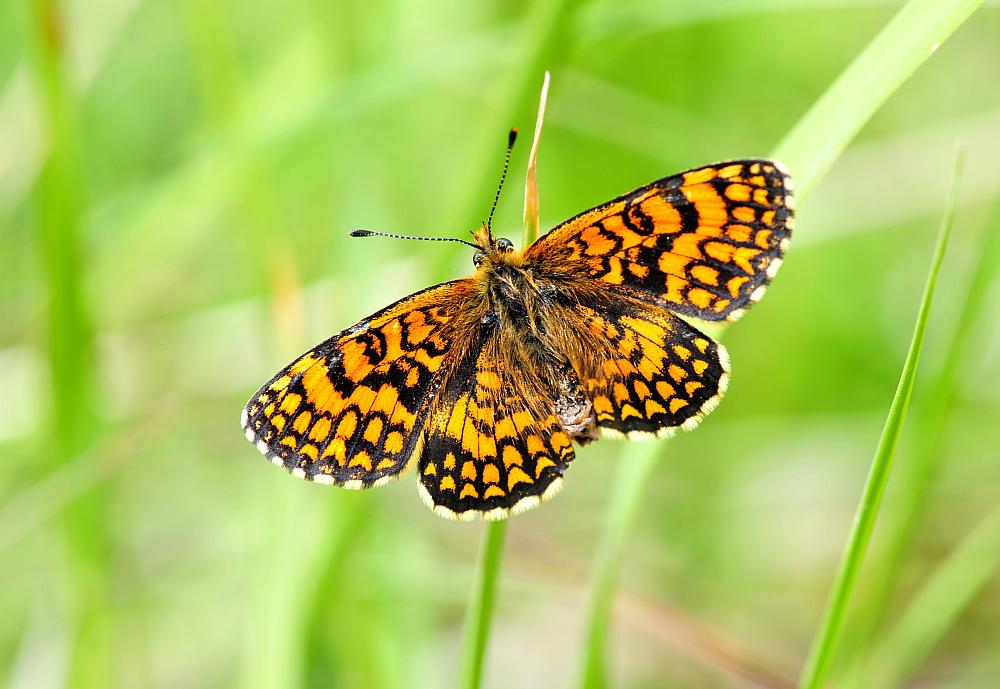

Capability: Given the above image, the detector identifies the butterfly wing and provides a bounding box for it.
[416,331,575,520]
[241,280,476,487]
[525,159,793,322]
[568,295,730,439]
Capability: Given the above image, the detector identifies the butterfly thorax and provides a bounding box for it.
[467,250,599,443]
[475,252,549,344]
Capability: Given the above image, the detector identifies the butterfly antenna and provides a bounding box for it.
[349,229,479,249]
[487,128,518,232]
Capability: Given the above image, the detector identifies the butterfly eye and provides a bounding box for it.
[473,251,485,268]
[495,238,514,253]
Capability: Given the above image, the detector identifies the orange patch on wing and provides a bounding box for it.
[534,456,556,477]
[727,276,750,297]
[659,251,691,277]
[645,399,667,416]
[621,315,666,344]
[309,416,332,442]
[303,365,339,412]
[684,167,718,185]
[656,381,675,399]
[269,375,292,392]
[483,464,500,484]
[502,445,523,468]
[476,370,502,390]
[363,417,383,443]
[336,410,358,439]
[292,411,312,433]
[580,226,617,257]
[640,194,683,229]
[705,241,735,263]
[462,461,477,481]
[688,288,713,309]
[508,467,532,490]
[405,367,421,387]
[349,451,372,471]
[725,184,751,201]
[279,393,302,415]
[734,247,761,274]
[690,264,719,285]
[755,229,773,249]
[484,485,506,499]
[384,431,404,454]
[684,185,727,227]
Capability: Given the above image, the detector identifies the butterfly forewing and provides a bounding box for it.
[525,159,793,322]
[242,280,476,487]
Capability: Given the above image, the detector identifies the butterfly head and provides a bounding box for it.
[471,224,517,269]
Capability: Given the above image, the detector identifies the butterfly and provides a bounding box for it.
[242,134,794,520]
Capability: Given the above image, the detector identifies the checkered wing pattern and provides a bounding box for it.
[572,296,730,439]
[241,281,474,487]
[526,160,794,322]
[417,334,574,520]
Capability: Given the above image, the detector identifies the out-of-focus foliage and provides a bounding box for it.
[1,1,998,688]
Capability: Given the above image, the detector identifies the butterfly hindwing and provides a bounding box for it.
[525,159,793,322]
[571,297,729,439]
[242,280,475,487]
[417,334,574,520]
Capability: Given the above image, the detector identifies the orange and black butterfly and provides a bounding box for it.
[242,132,794,520]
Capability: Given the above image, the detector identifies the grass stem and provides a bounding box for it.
[577,443,660,689]
[796,145,964,689]
[840,196,1000,680]
[458,521,509,689]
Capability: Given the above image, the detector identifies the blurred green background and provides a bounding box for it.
[2,1,999,688]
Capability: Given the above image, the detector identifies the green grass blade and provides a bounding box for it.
[458,521,509,689]
[773,0,982,198]
[860,503,1000,688]
[575,1,980,682]
[796,146,964,689]
[577,443,660,689]
[840,198,1000,679]
[23,1,109,685]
